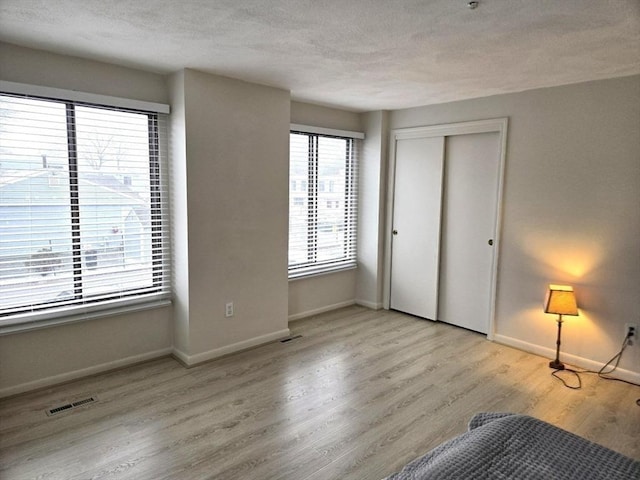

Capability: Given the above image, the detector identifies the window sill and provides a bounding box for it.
[288,264,357,282]
[0,297,172,336]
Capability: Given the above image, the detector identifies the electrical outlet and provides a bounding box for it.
[225,302,234,317]
[625,323,637,345]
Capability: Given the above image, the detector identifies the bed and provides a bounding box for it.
[384,413,640,480]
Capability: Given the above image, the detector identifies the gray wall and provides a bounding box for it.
[0,43,168,104]
[0,43,174,396]
[0,44,293,394]
[389,75,640,379]
[357,110,389,309]
[1,40,638,394]
[172,69,291,363]
[287,101,362,320]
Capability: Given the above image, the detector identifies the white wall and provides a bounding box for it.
[356,111,389,309]
[0,44,292,394]
[2,40,636,394]
[168,70,191,356]
[288,102,363,319]
[388,75,640,380]
[172,69,291,363]
[0,42,168,104]
[0,43,173,396]
[0,311,173,396]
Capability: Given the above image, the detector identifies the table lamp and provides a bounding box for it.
[544,284,579,370]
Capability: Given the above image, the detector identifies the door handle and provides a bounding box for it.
[488,239,494,246]
[392,230,398,235]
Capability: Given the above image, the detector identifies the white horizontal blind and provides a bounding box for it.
[289,130,359,278]
[0,93,170,323]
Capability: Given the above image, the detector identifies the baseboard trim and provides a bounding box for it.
[355,299,383,310]
[288,300,356,322]
[493,334,640,385]
[0,347,173,399]
[172,328,291,367]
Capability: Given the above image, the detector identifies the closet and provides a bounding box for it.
[384,119,507,335]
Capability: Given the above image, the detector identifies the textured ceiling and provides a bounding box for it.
[0,0,638,111]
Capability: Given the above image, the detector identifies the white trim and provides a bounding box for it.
[0,298,172,336]
[172,328,291,367]
[392,118,507,140]
[355,299,383,310]
[288,264,357,281]
[170,347,191,366]
[0,347,173,399]
[290,123,365,139]
[493,334,640,385]
[0,80,170,114]
[384,118,508,341]
[288,300,356,322]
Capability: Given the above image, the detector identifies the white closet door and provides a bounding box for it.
[438,132,500,333]
[390,136,444,320]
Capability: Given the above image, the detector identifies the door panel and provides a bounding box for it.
[390,136,444,319]
[438,132,500,333]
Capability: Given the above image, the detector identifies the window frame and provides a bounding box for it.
[288,125,363,279]
[0,82,171,334]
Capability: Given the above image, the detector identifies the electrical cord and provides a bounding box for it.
[580,335,639,386]
[551,368,582,389]
[551,331,640,397]
[593,335,630,377]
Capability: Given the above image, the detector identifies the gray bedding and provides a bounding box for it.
[384,413,640,480]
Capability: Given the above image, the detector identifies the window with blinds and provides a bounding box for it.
[289,130,358,278]
[0,93,170,324]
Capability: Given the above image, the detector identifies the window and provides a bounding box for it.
[288,130,359,277]
[0,92,170,326]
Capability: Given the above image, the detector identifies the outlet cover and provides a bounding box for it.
[625,323,637,344]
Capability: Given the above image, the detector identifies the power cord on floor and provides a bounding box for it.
[551,368,582,389]
[551,331,639,400]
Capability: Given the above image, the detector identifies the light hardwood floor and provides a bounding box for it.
[1,306,639,479]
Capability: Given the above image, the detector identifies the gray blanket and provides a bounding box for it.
[384,413,640,480]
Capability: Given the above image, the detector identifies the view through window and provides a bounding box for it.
[288,131,358,277]
[0,94,169,319]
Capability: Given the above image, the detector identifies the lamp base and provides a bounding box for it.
[549,360,565,370]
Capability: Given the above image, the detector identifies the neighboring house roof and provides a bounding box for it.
[0,168,148,206]
[0,169,47,188]
[81,172,147,204]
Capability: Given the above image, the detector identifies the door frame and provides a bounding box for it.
[383,118,509,340]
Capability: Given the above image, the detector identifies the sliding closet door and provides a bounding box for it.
[389,136,444,320]
[386,119,506,336]
[437,132,501,333]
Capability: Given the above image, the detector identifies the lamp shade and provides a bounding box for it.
[544,285,579,316]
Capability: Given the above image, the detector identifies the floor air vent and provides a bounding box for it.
[280,334,303,343]
[72,397,97,408]
[46,396,98,416]
[47,403,73,415]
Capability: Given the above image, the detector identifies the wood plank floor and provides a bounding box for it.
[1,306,639,479]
